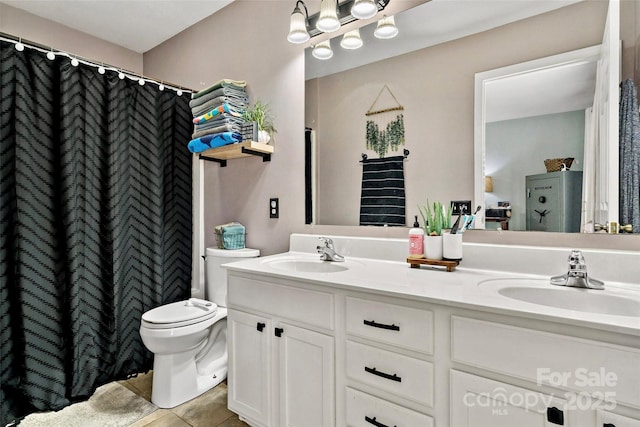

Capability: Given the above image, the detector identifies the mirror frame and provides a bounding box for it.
[473,44,602,230]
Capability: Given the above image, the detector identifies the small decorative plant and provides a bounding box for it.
[242,99,277,142]
[418,200,452,236]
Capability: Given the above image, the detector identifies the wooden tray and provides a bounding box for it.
[407,257,460,272]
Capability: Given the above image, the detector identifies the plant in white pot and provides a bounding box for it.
[418,200,450,260]
[242,99,277,143]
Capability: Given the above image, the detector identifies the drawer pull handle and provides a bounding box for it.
[364,319,400,331]
[365,416,396,427]
[365,366,401,382]
[603,424,616,427]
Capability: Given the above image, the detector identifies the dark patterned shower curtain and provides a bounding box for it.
[0,41,192,424]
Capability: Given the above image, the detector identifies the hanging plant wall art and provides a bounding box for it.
[366,114,405,158]
[365,85,406,158]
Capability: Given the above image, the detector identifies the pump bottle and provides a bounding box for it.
[408,215,425,259]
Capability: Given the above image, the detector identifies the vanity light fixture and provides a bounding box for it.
[312,40,334,60]
[350,0,377,19]
[287,0,310,44]
[374,15,399,39]
[340,29,363,49]
[316,0,341,33]
[287,0,390,43]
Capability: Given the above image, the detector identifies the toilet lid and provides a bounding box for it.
[142,299,218,326]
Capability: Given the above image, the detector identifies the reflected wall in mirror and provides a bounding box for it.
[474,45,602,232]
[305,0,610,228]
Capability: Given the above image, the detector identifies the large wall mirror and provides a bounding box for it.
[305,0,635,239]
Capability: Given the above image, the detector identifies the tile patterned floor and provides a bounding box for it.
[119,372,249,427]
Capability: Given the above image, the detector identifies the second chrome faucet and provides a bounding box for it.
[550,250,604,289]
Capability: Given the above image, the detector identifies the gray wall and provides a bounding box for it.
[485,111,585,230]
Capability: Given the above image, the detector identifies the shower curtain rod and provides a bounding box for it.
[1,32,194,95]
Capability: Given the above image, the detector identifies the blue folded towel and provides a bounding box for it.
[187,132,242,153]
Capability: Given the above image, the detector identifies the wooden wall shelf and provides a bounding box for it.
[198,141,273,167]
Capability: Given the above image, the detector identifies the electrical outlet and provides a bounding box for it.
[270,198,279,218]
[451,200,472,215]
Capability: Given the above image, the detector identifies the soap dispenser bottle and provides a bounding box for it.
[408,215,425,259]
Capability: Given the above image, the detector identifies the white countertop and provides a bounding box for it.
[223,235,640,337]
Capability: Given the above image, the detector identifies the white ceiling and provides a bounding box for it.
[2,0,234,53]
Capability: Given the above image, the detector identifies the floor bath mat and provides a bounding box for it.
[19,382,158,427]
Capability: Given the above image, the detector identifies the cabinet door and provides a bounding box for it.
[597,410,640,427]
[228,309,272,427]
[451,370,568,427]
[277,323,335,427]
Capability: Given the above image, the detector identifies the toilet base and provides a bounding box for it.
[148,311,228,409]
[151,350,228,408]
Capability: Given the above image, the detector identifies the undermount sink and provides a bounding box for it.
[267,259,350,273]
[479,279,640,317]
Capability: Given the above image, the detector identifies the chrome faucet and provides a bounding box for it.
[550,250,604,289]
[317,237,345,262]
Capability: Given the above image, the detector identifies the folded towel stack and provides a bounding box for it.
[214,221,245,249]
[187,79,249,153]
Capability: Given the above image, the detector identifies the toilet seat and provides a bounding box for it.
[142,298,218,329]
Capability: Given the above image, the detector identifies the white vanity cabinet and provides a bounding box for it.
[343,296,435,426]
[227,274,335,427]
[450,315,640,427]
[225,262,640,427]
[451,370,569,426]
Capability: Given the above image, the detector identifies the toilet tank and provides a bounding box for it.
[205,247,259,306]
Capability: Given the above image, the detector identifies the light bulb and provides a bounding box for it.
[158,83,165,91]
[15,41,25,51]
[71,58,79,67]
[118,71,125,80]
[312,40,333,60]
[374,15,399,39]
[138,78,145,86]
[287,3,310,44]
[351,0,377,20]
[316,0,340,33]
[98,66,106,75]
[47,51,56,60]
[177,89,183,97]
[340,29,363,50]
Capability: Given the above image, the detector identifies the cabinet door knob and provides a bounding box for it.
[547,407,564,425]
[256,322,266,332]
[275,327,284,337]
[365,416,395,427]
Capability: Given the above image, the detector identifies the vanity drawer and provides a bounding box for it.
[345,387,434,427]
[345,296,433,354]
[346,340,433,407]
[452,316,640,408]
[227,275,334,330]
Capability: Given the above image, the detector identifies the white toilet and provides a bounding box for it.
[140,247,259,408]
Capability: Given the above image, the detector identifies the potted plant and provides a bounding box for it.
[242,99,277,143]
[418,200,451,260]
